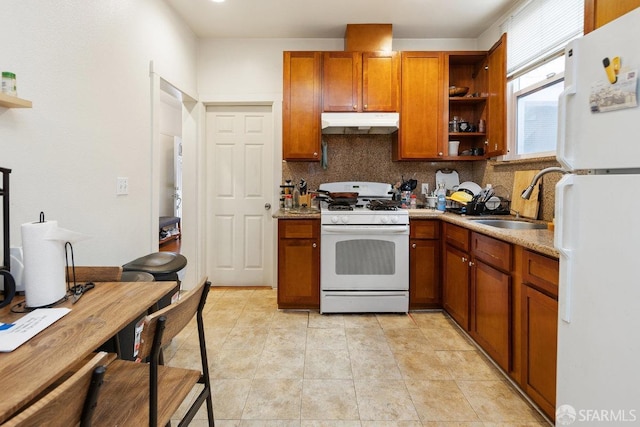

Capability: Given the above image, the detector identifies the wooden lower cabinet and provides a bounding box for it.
[521,250,559,421]
[409,220,441,309]
[442,223,471,329]
[442,244,470,329]
[471,258,512,371]
[469,232,513,371]
[277,219,320,309]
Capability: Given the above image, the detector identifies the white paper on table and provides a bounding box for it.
[0,308,71,352]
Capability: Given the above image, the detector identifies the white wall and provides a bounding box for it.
[197,37,478,102]
[0,0,198,266]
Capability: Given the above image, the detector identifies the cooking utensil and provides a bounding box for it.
[400,176,417,191]
[315,190,359,204]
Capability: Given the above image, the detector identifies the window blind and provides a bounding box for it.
[500,0,583,76]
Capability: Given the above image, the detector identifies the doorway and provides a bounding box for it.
[206,105,275,286]
[158,83,183,253]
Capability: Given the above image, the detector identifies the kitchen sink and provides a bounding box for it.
[470,219,548,230]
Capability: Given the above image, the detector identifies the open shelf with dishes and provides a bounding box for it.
[447,53,489,158]
[0,92,32,108]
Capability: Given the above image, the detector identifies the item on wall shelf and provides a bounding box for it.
[1,72,17,97]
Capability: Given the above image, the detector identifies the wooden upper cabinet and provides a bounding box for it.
[584,0,640,33]
[323,51,399,112]
[393,51,444,160]
[283,51,322,161]
[484,34,507,158]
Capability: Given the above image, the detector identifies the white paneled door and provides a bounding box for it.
[206,105,274,286]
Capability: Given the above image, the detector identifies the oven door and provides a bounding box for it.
[320,224,409,291]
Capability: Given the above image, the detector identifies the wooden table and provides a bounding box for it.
[0,281,177,423]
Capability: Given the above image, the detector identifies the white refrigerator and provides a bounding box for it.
[555,7,640,422]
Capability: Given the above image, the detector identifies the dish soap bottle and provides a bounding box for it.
[436,182,446,212]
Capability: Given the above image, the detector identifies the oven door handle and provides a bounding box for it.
[321,225,409,234]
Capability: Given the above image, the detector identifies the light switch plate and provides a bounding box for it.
[421,183,429,195]
[116,177,129,195]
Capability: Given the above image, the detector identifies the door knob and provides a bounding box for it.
[264,203,271,210]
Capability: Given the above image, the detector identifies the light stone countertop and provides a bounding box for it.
[273,208,558,259]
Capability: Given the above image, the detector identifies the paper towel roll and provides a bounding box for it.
[21,221,67,307]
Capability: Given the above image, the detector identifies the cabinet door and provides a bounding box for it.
[394,52,444,160]
[585,0,640,33]
[323,52,361,112]
[362,52,399,112]
[277,220,320,308]
[522,284,557,421]
[443,244,470,329]
[485,34,507,157]
[283,52,322,161]
[471,258,511,371]
[409,238,441,309]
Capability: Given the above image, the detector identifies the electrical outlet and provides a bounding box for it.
[421,183,429,195]
[116,177,129,195]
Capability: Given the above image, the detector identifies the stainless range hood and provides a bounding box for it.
[321,112,399,135]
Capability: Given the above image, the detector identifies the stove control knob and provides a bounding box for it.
[331,216,339,224]
[380,216,390,224]
[390,216,399,224]
[341,216,349,224]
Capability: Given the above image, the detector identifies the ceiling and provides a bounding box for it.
[165,0,517,39]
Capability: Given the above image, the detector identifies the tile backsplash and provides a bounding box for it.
[282,134,559,221]
[283,135,475,196]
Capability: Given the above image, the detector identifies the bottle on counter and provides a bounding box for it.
[410,194,417,209]
[436,182,446,212]
[292,188,300,208]
[284,194,293,211]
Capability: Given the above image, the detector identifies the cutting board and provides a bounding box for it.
[511,170,540,219]
[436,169,459,192]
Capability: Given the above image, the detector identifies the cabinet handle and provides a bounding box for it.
[312,243,317,248]
[313,152,318,157]
[412,243,417,249]
[469,261,475,267]
[353,105,357,111]
[364,104,368,110]
[439,152,443,156]
[461,257,467,263]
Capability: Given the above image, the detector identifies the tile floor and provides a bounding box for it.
[166,287,550,426]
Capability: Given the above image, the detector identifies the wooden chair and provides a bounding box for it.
[3,352,109,427]
[93,278,214,427]
[66,266,123,283]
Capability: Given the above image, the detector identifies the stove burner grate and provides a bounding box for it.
[327,202,354,211]
[366,199,400,211]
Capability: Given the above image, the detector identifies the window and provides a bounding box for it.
[500,0,583,160]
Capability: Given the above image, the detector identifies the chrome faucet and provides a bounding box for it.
[521,167,572,200]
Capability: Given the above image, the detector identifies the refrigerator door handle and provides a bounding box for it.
[557,42,578,170]
[555,174,574,323]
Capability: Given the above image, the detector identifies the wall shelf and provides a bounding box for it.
[0,93,32,108]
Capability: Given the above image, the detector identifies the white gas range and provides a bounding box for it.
[318,182,409,314]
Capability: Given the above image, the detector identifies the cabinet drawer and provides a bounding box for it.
[471,232,512,271]
[410,220,440,239]
[523,250,559,298]
[444,223,469,251]
[278,219,319,239]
